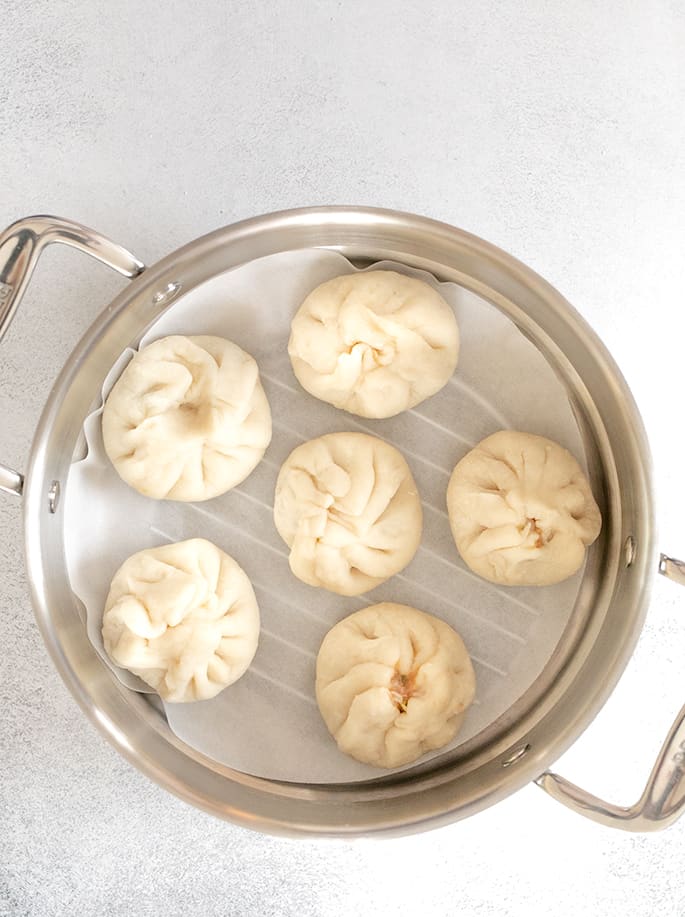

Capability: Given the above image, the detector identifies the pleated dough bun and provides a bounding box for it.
[273,432,422,596]
[447,431,602,586]
[288,271,459,419]
[102,538,260,702]
[102,335,272,501]
[316,603,476,768]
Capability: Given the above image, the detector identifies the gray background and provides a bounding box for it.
[1,2,684,915]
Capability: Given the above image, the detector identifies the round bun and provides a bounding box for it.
[273,432,422,596]
[288,271,459,419]
[447,431,602,586]
[316,603,476,768]
[102,335,272,501]
[102,538,260,702]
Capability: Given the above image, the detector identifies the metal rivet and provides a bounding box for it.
[502,744,531,768]
[152,281,182,306]
[48,480,60,513]
[624,536,636,568]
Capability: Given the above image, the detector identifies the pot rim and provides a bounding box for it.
[22,206,655,835]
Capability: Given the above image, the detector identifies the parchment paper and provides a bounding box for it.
[64,249,587,782]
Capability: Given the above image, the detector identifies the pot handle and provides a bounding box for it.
[535,553,685,831]
[0,215,145,498]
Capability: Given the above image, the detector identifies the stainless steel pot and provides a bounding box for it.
[1,208,683,837]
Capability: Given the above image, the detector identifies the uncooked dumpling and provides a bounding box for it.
[102,538,260,702]
[288,270,459,419]
[316,603,476,768]
[447,431,602,586]
[102,335,272,501]
[273,432,422,596]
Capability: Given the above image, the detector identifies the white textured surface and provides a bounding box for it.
[0,1,684,914]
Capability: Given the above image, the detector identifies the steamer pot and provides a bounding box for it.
[1,208,683,836]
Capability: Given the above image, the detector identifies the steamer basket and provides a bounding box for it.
[1,208,683,836]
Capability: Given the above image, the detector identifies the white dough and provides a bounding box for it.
[288,271,459,419]
[273,432,422,596]
[102,335,272,501]
[102,538,260,702]
[316,603,476,768]
[447,431,602,586]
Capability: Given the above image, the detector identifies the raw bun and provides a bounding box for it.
[447,431,602,586]
[316,603,476,768]
[102,334,272,501]
[102,538,260,702]
[273,432,422,596]
[288,270,459,419]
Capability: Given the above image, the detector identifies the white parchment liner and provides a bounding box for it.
[64,249,588,782]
